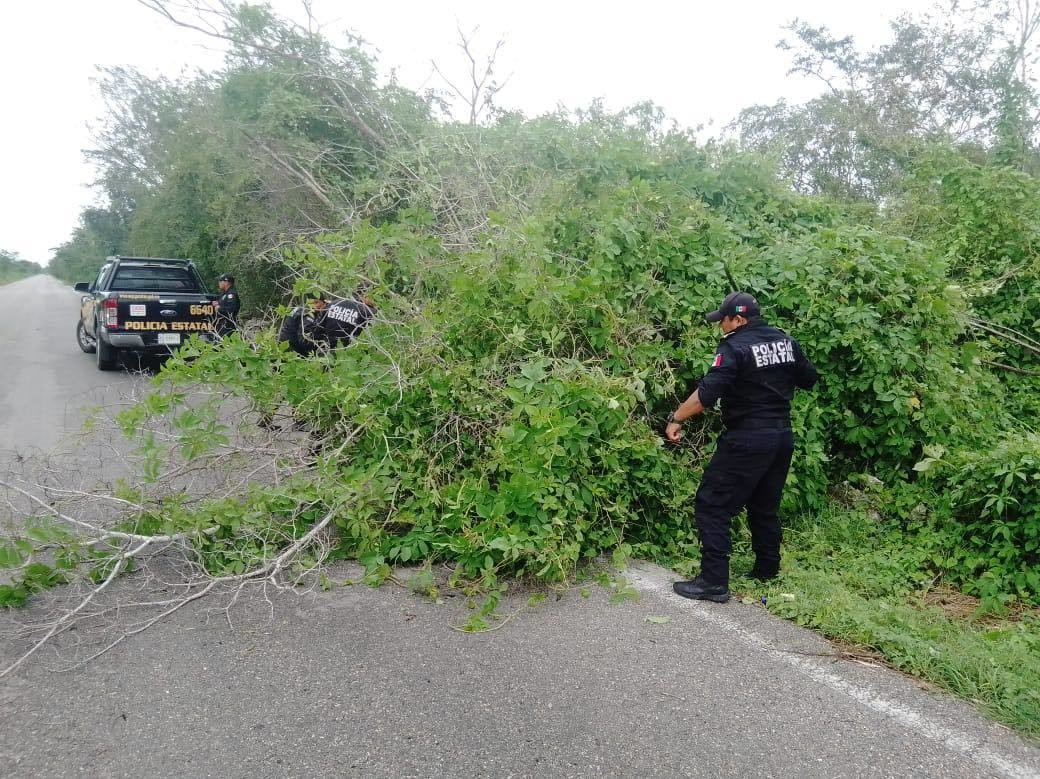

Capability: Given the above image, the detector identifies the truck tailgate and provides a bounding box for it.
[111,293,217,346]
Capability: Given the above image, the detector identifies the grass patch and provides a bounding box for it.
[711,503,1040,741]
[0,273,34,286]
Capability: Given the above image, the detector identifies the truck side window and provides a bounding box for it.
[92,264,111,291]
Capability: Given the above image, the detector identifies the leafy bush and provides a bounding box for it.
[752,226,1008,481]
[920,435,1040,606]
[895,148,1040,418]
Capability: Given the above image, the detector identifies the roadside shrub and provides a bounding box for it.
[751,227,1007,481]
[895,149,1040,419]
[921,434,1040,606]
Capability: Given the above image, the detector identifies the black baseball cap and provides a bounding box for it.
[705,291,760,323]
[218,273,235,283]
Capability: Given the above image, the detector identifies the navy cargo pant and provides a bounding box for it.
[695,423,794,587]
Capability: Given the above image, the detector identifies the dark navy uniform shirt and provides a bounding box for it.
[696,320,818,428]
[319,298,375,348]
[278,306,322,356]
[215,286,240,335]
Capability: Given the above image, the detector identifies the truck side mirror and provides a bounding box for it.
[74,282,90,292]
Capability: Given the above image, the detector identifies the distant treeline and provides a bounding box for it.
[0,250,42,284]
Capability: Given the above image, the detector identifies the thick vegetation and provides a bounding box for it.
[8,0,1040,734]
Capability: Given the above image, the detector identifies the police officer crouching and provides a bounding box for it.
[214,273,241,338]
[320,289,376,349]
[665,292,819,603]
[254,293,329,430]
[278,292,329,356]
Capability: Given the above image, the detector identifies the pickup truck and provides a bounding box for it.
[74,257,218,370]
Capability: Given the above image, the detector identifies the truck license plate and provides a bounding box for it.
[157,333,181,346]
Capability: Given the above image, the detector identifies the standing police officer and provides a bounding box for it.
[665,291,818,603]
[214,273,241,338]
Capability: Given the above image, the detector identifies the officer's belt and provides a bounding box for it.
[725,417,791,431]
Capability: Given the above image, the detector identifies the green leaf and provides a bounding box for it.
[0,543,26,568]
[913,458,939,473]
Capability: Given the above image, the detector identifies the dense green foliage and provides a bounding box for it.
[917,435,1040,605]
[50,5,428,304]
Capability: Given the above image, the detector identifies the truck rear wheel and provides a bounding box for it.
[96,330,119,371]
[76,320,96,354]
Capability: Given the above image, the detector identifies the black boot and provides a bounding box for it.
[748,562,779,582]
[672,576,730,603]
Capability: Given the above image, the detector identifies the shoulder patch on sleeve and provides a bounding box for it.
[711,353,724,368]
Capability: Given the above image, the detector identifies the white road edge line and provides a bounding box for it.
[626,562,1040,779]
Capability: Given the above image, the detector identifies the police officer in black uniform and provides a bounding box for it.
[318,289,376,349]
[278,292,329,356]
[214,273,241,338]
[665,291,818,603]
[255,293,330,429]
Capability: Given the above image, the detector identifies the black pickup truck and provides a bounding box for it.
[74,257,218,370]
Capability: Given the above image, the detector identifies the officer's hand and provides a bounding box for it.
[665,422,683,443]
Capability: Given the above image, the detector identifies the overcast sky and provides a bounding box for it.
[0,0,936,266]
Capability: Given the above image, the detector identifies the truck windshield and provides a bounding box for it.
[110,266,202,292]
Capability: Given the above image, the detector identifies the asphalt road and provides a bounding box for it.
[1,274,1039,778]
[0,274,147,454]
